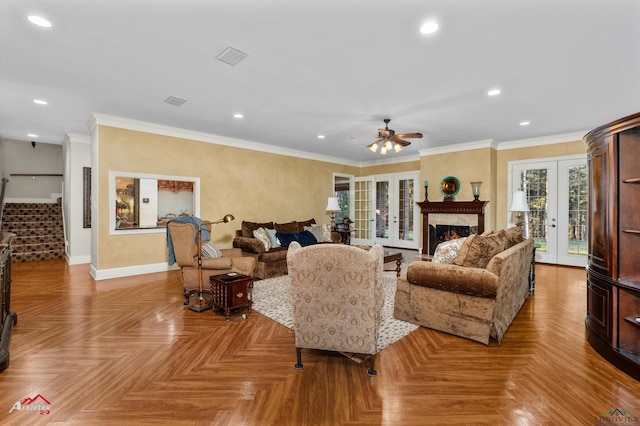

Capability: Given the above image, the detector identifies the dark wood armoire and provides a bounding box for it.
[584,112,640,381]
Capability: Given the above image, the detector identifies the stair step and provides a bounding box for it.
[1,222,64,232]
[12,250,65,262]
[12,241,65,254]
[2,213,62,222]
[13,235,65,245]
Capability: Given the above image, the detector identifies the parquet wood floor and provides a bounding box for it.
[0,260,638,425]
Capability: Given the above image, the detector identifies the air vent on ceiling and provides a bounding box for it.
[216,46,248,66]
[164,96,187,106]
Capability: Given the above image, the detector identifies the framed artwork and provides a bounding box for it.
[83,167,91,228]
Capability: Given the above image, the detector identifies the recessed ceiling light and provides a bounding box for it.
[420,21,439,34]
[27,15,52,28]
[488,89,501,96]
[27,133,38,138]
[520,121,530,126]
[233,113,243,118]
[33,99,47,105]
[317,135,325,139]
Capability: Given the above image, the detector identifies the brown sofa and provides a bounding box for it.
[232,219,341,279]
[394,228,533,344]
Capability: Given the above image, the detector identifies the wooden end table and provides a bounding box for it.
[383,251,403,277]
[209,273,254,321]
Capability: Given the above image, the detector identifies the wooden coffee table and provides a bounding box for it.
[209,273,254,321]
[383,251,403,277]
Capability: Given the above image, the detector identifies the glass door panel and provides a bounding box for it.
[375,180,391,244]
[352,178,373,245]
[557,160,588,267]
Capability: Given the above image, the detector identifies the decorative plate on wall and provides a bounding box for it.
[440,176,460,197]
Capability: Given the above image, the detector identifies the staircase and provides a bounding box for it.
[0,199,65,262]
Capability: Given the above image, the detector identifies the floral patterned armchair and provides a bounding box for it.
[286,241,384,376]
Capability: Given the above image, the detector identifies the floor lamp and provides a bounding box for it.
[189,214,235,313]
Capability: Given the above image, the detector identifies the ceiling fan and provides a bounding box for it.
[366,119,423,154]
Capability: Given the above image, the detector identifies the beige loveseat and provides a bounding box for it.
[394,228,533,344]
[232,219,341,279]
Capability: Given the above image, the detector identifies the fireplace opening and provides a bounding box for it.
[428,224,477,255]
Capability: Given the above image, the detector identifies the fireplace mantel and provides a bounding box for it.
[417,200,489,254]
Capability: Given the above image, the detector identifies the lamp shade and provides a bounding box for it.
[326,197,341,211]
[509,190,530,212]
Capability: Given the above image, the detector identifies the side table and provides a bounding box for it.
[209,273,254,321]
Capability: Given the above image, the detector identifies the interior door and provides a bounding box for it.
[511,156,587,266]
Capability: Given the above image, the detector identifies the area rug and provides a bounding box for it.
[251,271,419,354]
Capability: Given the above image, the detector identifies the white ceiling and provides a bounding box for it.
[1,0,638,163]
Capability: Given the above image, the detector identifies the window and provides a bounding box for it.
[110,171,200,234]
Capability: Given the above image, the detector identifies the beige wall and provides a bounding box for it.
[358,160,421,177]
[96,125,359,270]
[420,147,496,230]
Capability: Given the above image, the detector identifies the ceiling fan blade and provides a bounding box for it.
[395,132,423,139]
[391,137,412,146]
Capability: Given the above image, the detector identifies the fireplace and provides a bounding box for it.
[417,200,489,256]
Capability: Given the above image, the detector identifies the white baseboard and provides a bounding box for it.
[66,254,91,265]
[90,262,179,281]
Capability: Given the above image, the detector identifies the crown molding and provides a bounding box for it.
[496,131,587,150]
[64,133,91,144]
[419,139,497,157]
[88,113,362,167]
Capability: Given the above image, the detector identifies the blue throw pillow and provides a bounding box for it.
[276,231,318,247]
[275,232,297,248]
[295,230,317,246]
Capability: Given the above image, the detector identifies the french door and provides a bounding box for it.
[511,156,588,266]
[352,172,420,249]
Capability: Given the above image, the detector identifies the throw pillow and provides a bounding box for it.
[455,231,507,268]
[504,226,525,248]
[253,227,272,251]
[432,237,468,264]
[295,230,318,246]
[275,231,297,248]
[265,227,281,248]
[241,221,273,238]
[304,225,324,243]
[201,241,222,258]
[321,224,332,242]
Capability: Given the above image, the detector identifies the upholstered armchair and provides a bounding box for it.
[286,241,384,376]
[168,221,256,305]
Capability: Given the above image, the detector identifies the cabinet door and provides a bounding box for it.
[586,273,615,344]
[587,138,613,277]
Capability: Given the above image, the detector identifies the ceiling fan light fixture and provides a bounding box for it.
[380,146,388,155]
[369,142,379,152]
[394,144,402,153]
[384,140,393,150]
